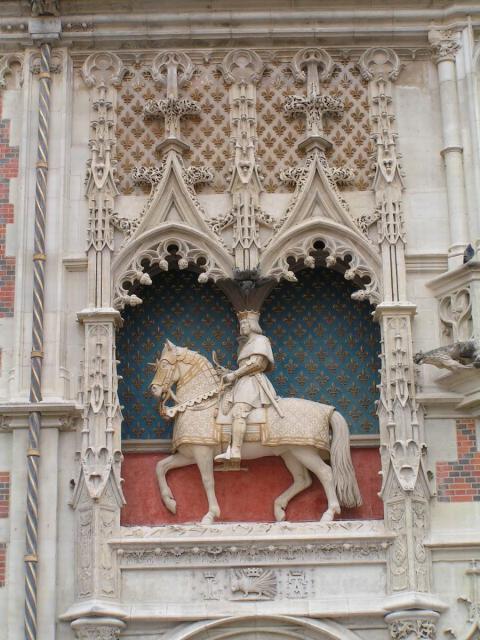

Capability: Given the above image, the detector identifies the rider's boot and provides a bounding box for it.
[229,416,247,461]
[215,417,246,462]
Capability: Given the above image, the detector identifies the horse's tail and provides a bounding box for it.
[329,410,362,508]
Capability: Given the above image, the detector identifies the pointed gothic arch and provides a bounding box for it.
[112,222,234,309]
[261,218,382,306]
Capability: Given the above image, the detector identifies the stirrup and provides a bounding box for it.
[215,446,232,462]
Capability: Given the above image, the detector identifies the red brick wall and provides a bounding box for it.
[436,419,480,502]
[0,543,5,587]
[0,93,18,318]
[0,472,10,518]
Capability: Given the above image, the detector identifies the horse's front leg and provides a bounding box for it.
[156,449,193,514]
[191,445,220,524]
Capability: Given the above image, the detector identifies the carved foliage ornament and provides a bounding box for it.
[388,619,436,640]
[290,48,337,85]
[429,29,461,63]
[113,236,228,309]
[358,47,401,82]
[150,51,195,91]
[219,49,264,85]
[81,52,126,89]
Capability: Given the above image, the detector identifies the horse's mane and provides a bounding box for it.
[183,347,216,371]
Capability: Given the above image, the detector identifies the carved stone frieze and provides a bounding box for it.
[284,93,344,141]
[116,540,389,569]
[144,96,200,142]
[82,51,126,89]
[120,519,389,538]
[71,617,125,640]
[115,520,392,572]
[389,619,436,640]
[290,48,337,85]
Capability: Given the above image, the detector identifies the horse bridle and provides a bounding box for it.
[153,347,221,417]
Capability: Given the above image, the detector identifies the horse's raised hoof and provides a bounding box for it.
[162,494,177,514]
[274,503,286,522]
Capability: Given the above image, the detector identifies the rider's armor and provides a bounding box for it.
[215,321,277,463]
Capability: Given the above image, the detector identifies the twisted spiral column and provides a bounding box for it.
[24,42,52,640]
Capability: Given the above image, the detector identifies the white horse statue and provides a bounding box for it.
[149,340,362,524]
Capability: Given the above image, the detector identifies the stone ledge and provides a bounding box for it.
[0,401,81,431]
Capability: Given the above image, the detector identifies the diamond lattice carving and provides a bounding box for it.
[115,53,372,197]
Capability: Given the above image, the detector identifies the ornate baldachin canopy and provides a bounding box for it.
[111,48,383,311]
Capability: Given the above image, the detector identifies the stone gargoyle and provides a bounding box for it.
[414,339,480,371]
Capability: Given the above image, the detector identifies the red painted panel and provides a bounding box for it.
[121,448,383,525]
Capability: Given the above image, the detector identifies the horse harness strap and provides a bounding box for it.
[163,386,221,418]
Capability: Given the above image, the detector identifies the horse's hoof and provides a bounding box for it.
[320,507,339,523]
[274,504,286,522]
[201,513,215,525]
[163,496,177,514]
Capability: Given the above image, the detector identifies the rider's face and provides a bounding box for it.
[239,319,251,336]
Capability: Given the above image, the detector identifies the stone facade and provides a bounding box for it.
[0,1,479,639]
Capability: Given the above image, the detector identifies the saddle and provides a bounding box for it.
[215,406,266,443]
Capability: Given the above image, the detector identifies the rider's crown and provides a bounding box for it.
[237,310,260,321]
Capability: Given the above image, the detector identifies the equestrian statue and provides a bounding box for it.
[149,310,362,524]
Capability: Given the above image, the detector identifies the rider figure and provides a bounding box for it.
[215,310,277,463]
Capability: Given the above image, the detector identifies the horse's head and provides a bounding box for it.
[149,339,180,401]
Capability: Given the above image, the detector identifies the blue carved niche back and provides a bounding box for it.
[117,268,380,440]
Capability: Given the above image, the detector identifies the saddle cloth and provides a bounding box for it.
[171,397,333,451]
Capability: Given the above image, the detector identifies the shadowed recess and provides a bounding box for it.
[117,269,238,439]
[118,267,380,439]
[261,268,380,435]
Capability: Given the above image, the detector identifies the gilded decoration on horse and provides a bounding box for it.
[149,312,362,525]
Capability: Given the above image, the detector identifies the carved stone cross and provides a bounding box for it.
[144,52,199,145]
[284,48,343,150]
